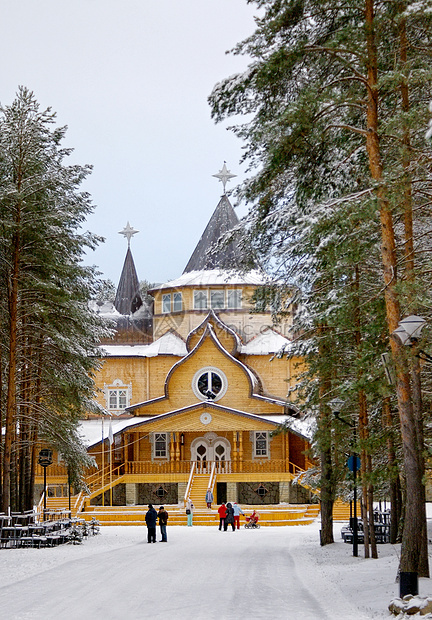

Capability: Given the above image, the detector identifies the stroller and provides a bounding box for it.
[245,510,260,529]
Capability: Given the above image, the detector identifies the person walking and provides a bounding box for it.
[224,502,235,531]
[233,502,244,530]
[205,488,214,509]
[158,506,169,542]
[145,504,158,543]
[218,502,227,531]
[186,498,194,526]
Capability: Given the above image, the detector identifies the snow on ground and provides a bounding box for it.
[0,518,424,620]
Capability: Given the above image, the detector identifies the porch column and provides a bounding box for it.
[134,433,139,463]
[170,435,175,472]
[227,482,237,504]
[125,434,129,473]
[178,482,187,506]
[232,432,237,473]
[126,483,138,506]
[175,433,180,472]
[238,431,243,472]
[285,433,290,473]
[279,481,290,503]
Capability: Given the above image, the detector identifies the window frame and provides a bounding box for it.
[108,388,128,411]
[154,433,169,459]
[192,367,228,402]
[162,293,171,314]
[193,290,208,310]
[254,431,269,458]
[104,380,131,414]
[227,289,242,309]
[173,292,183,312]
[210,289,225,309]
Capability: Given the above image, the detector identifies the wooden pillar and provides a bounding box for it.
[239,431,243,473]
[285,433,290,473]
[175,434,180,472]
[170,435,175,473]
[232,431,237,473]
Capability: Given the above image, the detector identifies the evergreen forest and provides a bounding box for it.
[209,0,432,575]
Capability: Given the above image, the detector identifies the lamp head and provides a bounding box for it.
[328,398,345,415]
[392,325,412,346]
[399,315,426,339]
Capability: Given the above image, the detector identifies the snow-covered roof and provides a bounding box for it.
[263,415,315,440]
[152,269,270,291]
[78,408,312,448]
[240,329,292,355]
[78,418,149,448]
[100,331,187,358]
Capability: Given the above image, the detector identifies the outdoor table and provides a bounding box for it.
[1,526,24,548]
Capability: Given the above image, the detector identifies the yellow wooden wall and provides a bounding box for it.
[93,355,183,411]
[151,284,289,343]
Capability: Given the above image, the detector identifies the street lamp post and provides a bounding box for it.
[329,398,359,558]
[38,449,53,520]
[392,314,430,596]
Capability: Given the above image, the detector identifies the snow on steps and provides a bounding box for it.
[332,499,361,522]
[79,504,321,527]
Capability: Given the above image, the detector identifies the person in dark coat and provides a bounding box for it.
[145,504,158,543]
[158,506,169,542]
[224,502,235,532]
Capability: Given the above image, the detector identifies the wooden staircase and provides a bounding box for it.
[188,474,211,509]
[78,503,320,527]
[333,499,361,522]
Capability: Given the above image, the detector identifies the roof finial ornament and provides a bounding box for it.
[119,222,139,248]
[212,162,237,194]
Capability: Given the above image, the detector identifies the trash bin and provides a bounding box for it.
[399,572,418,598]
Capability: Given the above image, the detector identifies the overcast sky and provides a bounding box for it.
[2,0,258,285]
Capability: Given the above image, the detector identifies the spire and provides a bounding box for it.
[183,194,243,273]
[114,223,143,315]
[183,165,257,273]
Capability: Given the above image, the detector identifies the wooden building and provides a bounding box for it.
[36,171,315,521]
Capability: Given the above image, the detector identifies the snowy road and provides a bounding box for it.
[0,525,379,620]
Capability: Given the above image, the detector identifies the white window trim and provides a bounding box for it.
[252,431,270,460]
[103,379,132,415]
[150,432,170,461]
[162,293,171,314]
[210,289,225,310]
[227,289,242,309]
[193,289,208,310]
[173,292,183,312]
[192,367,228,402]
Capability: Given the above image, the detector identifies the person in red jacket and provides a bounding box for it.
[218,503,227,531]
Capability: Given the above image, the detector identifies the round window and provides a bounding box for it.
[192,367,227,401]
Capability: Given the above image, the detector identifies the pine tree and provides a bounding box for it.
[0,87,108,511]
[209,0,432,574]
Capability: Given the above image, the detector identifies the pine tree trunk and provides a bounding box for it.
[382,398,401,543]
[3,225,20,513]
[320,444,334,546]
[318,326,334,546]
[367,463,378,559]
[364,0,428,576]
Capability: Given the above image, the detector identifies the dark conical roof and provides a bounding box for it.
[184,194,246,273]
[114,247,143,315]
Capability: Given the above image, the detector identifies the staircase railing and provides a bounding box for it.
[208,461,216,494]
[184,461,196,506]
